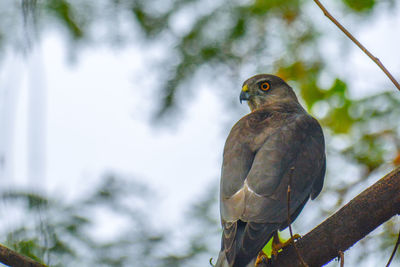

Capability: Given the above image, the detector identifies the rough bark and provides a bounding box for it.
[260,167,400,267]
[0,243,47,267]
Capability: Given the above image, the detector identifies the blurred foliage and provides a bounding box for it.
[343,0,376,12]
[160,185,220,266]
[1,174,219,267]
[2,175,164,266]
[0,0,400,266]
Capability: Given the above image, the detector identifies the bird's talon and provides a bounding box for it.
[271,232,302,256]
[255,250,269,266]
[293,233,301,241]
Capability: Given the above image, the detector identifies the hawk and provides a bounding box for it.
[215,74,326,267]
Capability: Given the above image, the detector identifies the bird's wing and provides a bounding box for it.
[242,113,326,223]
[219,111,325,266]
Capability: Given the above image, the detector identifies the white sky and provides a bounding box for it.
[2,32,235,229]
[0,2,400,266]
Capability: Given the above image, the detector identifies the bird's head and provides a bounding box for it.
[240,74,299,111]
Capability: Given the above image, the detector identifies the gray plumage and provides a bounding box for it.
[216,74,325,267]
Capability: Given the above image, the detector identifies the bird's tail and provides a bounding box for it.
[214,251,255,267]
[214,251,230,267]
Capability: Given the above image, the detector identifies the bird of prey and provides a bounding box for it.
[215,74,326,267]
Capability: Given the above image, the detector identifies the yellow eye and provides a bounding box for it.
[260,82,270,91]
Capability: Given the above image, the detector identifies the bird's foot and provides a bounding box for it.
[271,233,301,257]
[255,250,269,266]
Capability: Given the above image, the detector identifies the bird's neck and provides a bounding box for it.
[249,95,301,113]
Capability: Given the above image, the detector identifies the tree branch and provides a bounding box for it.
[313,0,400,91]
[0,243,47,267]
[259,167,400,267]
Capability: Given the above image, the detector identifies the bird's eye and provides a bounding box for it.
[260,82,270,91]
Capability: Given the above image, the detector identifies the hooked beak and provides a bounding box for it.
[240,84,250,104]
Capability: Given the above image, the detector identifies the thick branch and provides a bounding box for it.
[260,167,400,267]
[0,243,46,267]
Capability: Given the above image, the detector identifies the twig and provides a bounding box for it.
[339,251,344,267]
[386,228,400,267]
[313,0,400,91]
[286,167,308,267]
[0,243,47,267]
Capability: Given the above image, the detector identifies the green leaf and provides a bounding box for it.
[8,239,45,264]
[342,0,376,12]
[45,0,84,39]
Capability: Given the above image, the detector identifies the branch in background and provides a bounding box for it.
[386,228,400,267]
[0,243,47,267]
[258,167,400,267]
[313,0,400,91]
[339,251,344,267]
